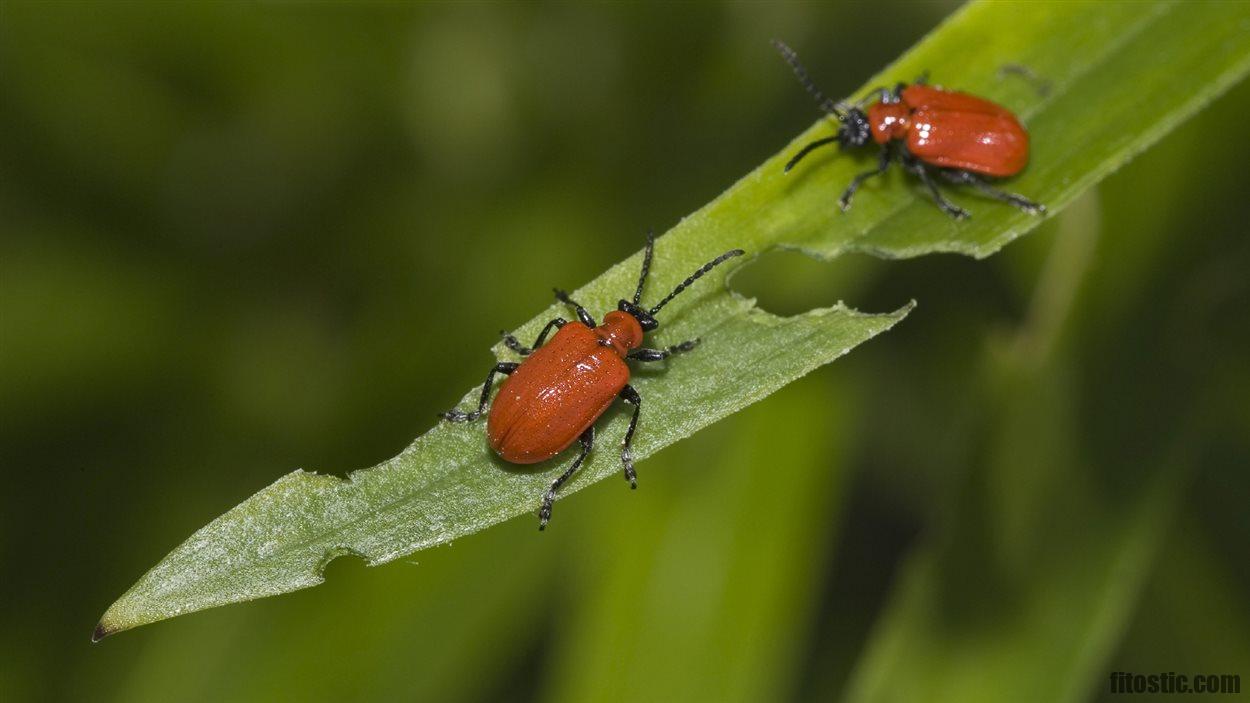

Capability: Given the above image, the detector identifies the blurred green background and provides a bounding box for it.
[2,2,1247,702]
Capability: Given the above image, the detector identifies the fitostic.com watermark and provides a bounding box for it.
[1109,671,1241,695]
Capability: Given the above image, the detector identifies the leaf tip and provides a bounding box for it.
[91,621,115,643]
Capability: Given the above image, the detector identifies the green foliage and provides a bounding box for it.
[96,298,908,638]
[96,0,1250,641]
[844,194,1186,703]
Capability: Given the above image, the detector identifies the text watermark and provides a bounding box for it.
[1109,672,1241,695]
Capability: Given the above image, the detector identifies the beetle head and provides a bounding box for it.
[838,107,872,148]
[617,299,659,332]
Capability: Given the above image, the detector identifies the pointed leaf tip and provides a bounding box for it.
[91,622,114,643]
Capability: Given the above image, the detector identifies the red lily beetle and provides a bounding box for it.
[441,233,743,529]
[773,40,1044,220]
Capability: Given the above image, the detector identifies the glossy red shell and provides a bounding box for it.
[866,84,1029,178]
[487,312,642,464]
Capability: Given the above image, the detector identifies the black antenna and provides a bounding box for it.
[649,249,745,317]
[633,230,655,305]
[772,39,843,118]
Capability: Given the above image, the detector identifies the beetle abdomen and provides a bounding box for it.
[901,85,1029,177]
[908,107,1029,176]
[487,323,630,464]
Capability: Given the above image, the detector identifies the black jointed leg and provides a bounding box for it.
[785,136,839,173]
[906,156,970,220]
[857,86,895,107]
[939,169,1046,215]
[839,145,892,212]
[619,385,642,489]
[539,426,595,530]
[440,362,519,422]
[628,339,700,362]
[554,289,596,327]
[501,317,567,356]
[998,63,1051,97]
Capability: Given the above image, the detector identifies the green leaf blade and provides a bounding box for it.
[755,0,1250,260]
[97,301,911,637]
[98,0,1250,637]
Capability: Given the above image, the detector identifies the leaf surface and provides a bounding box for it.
[97,0,1250,637]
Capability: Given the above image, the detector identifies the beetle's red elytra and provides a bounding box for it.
[487,313,638,465]
[773,40,1044,220]
[867,85,1029,177]
[441,232,743,529]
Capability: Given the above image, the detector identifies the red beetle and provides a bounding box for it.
[773,40,1044,219]
[442,233,743,529]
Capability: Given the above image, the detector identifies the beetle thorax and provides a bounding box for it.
[867,102,910,144]
[596,311,644,357]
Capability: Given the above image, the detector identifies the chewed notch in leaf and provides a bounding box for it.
[96,0,1250,638]
[97,300,912,638]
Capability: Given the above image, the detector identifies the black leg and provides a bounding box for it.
[784,136,839,173]
[998,63,1051,97]
[857,86,894,107]
[628,339,699,362]
[539,426,594,530]
[839,145,892,212]
[554,288,596,327]
[939,169,1046,215]
[501,317,567,356]
[913,70,930,86]
[439,362,519,422]
[619,385,642,489]
[905,156,970,220]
